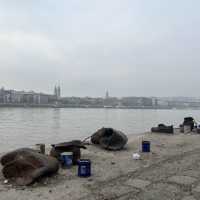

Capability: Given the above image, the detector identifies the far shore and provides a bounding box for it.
[0,103,199,110]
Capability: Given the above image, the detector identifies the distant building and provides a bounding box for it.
[33,93,49,104]
[121,97,153,107]
[54,85,61,99]
[54,86,57,97]
[152,97,158,107]
[0,88,13,103]
[57,86,61,98]
[0,87,54,105]
[11,90,24,103]
[0,87,5,103]
[105,90,109,99]
[140,97,153,107]
[104,90,119,107]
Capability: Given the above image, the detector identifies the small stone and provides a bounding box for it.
[168,176,196,186]
[4,180,8,184]
[182,196,196,200]
[125,179,151,189]
[49,190,52,193]
[111,162,116,165]
[193,184,200,193]
[132,153,141,160]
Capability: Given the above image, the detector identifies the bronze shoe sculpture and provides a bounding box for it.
[91,127,128,150]
[151,124,174,134]
[1,148,59,186]
[50,140,86,164]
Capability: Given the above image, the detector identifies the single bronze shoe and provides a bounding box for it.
[50,140,86,164]
[1,148,59,186]
[91,128,128,150]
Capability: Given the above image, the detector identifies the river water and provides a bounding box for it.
[0,108,199,152]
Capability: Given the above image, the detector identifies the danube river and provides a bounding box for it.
[0,108,200,152]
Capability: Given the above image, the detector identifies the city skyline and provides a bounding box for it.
[2,85,200,99]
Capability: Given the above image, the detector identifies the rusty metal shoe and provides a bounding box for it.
[91,128,128,150]
[1,148,59,186]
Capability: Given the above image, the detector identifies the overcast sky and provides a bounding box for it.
[0,0,200,97]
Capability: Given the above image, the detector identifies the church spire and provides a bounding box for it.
[105,90,109,99]
[54,85,57,97]
[54,84,61,99]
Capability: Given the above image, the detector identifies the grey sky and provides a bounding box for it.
[0,0,200,97]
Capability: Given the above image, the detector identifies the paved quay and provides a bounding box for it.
[1,130,200,200]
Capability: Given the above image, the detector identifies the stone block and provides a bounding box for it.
[125,178,151,189]
[168,176,196,186]
[182,196,196,200]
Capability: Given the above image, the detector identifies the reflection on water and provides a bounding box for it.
[0,108,200,152]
